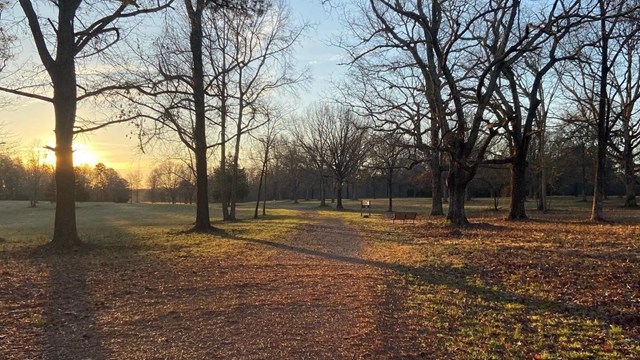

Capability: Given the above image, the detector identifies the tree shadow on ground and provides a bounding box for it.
[226,233,638,329]
[32,247,107,360]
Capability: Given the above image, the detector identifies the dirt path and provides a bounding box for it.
[1,212,425,359]
[186,212,424,359]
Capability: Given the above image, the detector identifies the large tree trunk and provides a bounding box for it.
[508,155,528,219]
[430,141,444,216]
[446,166,471,226]
[336,181,344,209]
[51,4,80,247]
[592,0,608,222]
[187,1,212,231]
[52,91,80,246]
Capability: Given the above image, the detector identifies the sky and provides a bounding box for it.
[0,0,347,176]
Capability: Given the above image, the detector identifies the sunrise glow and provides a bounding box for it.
[43,143,100,167]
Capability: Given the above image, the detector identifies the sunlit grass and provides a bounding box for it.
[342,198,640,359]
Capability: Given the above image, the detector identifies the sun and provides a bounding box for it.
[73,143,99,166]
[42,143,100,167]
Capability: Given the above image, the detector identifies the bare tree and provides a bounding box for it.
[607,26,640,207]
[342,0,610,225]
[24,141,51,208]
[483,1,591,219]
[338,56,444,215]
[126,167,143,204]
[560,0,640,219]
[367,133,411,212]
[0,0,172,246]
[153,160,185,204]
[253,110,280,218]
[296,104,368,210]
[204,1,307,220]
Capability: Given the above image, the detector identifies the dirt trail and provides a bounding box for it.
[194,212,424,359]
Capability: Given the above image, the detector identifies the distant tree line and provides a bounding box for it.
[0,156,130,204]
[240,115,638,213]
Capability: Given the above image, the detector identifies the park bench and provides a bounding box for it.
[392,211,417,223]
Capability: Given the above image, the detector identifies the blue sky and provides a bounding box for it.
[0,0,347,173]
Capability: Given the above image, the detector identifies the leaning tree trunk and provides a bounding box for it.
[508,153,528,219]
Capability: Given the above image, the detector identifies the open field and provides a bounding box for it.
[1,197,639,359]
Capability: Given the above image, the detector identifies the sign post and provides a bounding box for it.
[361,200,371,218]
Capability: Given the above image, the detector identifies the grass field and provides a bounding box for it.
[1,197,639,359]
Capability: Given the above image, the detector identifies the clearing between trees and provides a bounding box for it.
[0,198,639,359]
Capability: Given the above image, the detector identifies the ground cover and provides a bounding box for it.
[0,198,638,359]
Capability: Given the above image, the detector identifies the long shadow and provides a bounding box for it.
[37,248,107,360]
[226,233,639,328]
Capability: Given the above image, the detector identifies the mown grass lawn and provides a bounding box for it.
[1,197,639,359]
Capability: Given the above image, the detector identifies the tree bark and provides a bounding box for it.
[52,80,80,246]
[592,0,608,221]
[51,2,80,246]
[446,166,471,226]
[623,155,637,207]
[186,0,212,231]
[430,137,444,216]
[336,180,344,209]
[254,162,266,219]
[387,167,393,212]
[508,155,528,219]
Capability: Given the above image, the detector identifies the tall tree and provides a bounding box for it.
[204,1,306,220]
[253,116,279,218]
[607,24,640,207]
[296,104,368,210]
[0,0,172,246]
[25,141,52,207]
[339,59,444,216]
[343,0,614,225]
[560,0,640,219]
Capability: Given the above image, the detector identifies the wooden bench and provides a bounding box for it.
[392,211,417,223]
